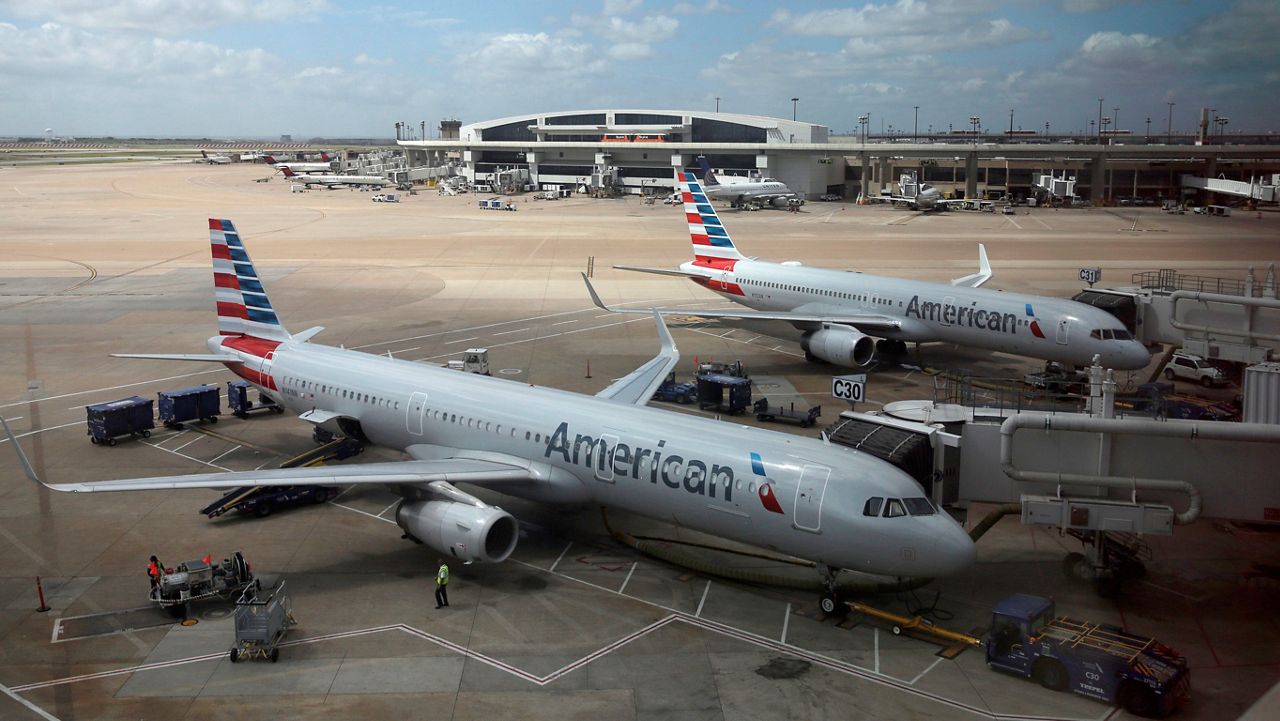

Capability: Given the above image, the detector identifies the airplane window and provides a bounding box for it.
[863,497,884,516]
[395,402,399,409]
[536,434,541,443]
[1113,329,1132,340]
[450,414,456,422]
[748,481,756,494]
[903,498,936,516]
[525,431,531,440]
[884,499,907,518]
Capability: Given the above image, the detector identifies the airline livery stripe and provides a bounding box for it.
[213,274,238,290]
[216,301,248,319]
[211,244,232,260]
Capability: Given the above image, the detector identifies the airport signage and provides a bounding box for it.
[832,374,867,403]
[1079,267,1102,286]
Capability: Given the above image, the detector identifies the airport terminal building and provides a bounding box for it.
[398,108,1280,203]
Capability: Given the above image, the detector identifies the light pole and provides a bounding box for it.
[858,114,868,144]
[1101,116,1112,143]
[1009,108,1015,138]
[1097,97,1104,144]
[969,116,980,145]
[1113,106,1120,136]
[1145,117,1151,140]
[1166,101,1175,144]
[1045,121,1050,138]
[791,97,799,121]
[913,105,919,142]
[715,96,720,113]
[1216,116,1230,143]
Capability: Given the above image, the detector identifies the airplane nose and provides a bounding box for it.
[927,522,977,577]
[1119,343,1152,371]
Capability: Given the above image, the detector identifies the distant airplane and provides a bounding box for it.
[280,166,390,188]
[2,219,976,608]
[696,157,800,209]
[588,171,1151,371]
[200,151,232,165]
[265,154,336,174]
[864,173,990,211]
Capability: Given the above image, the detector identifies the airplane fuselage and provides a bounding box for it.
[679,258,1150,369]
[214,335,975,578]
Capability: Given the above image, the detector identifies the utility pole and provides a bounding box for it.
[715,96,720,113]
[913,105,919,142]
[791,97,799,121]
[1113,106,1120,136]
[1145,117,1151,140]
[1166,101,1175,144]
[1009,108,1014,138]
[1097,97,1104,144]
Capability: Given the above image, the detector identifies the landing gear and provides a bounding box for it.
[875,339,908,357]
[817,565,848,617]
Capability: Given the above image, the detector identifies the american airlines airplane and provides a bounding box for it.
[589,172,1151,371]
[697,157,800,209]
[2,219,976,608]
[280,167,390,188]
[266,154,336,174]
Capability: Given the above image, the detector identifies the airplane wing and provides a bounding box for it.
[111,353,242,363]
[612,265,707,279]
[584,274,900,331]
[2,416,533,493]
[590,300,680,406]
[950,244,992,288]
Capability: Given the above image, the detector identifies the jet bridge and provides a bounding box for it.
[1180,174,1277,202]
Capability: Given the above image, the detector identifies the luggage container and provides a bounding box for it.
[230,580,296,663]
[85,396,155,446]
[226,380,282,418]
[158,385,221,428]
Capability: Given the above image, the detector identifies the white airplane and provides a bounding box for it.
[280,167,390,188]
[865,173,990,212]
[697,157,800,209]
[200,151,232,165]
[1,219,976,608]
[266,154,336,174]
[588,171,1152,371]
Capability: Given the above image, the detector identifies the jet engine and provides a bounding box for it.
[395,500,519,564]
[801,326,876,367]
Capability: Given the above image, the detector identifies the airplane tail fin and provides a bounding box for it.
[264,155,278,164]
[696,156,720,187]
[677,170,745,269]
[280,166,295,177]
[201,151,208,159]
[210,219,291,341]
[320,152,332,161]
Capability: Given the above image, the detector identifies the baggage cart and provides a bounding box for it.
[85,396,154,446]
[158,384,221,428]
[753,399,821,428]
[230,580,295,663]
[226,380,282,418]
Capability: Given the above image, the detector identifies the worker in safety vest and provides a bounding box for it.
[147,555,162,588]
[434,559,450,609]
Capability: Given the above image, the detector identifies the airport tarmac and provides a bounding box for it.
[0,162,1277,720]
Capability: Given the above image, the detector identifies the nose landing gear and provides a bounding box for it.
[817,564,849,617]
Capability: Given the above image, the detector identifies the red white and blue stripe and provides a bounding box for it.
[679,171,744,271]
[210,218,290,342]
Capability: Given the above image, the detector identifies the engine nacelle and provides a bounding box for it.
[395,500,518,564]
[801,326,876,367]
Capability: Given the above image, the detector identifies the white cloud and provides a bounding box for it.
[603,0,643,15]
[398,11,463,29]
[568,8,678,65]
[1,0,328,34]
[296,65,342,79]
[672,0,733,14]
[608,42,653,60]
[454,32,607,83]
[765,0,1037,51]
[354,53,394,66]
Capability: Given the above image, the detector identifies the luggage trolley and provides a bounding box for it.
[85,396,155,446]
[230,580,296,663]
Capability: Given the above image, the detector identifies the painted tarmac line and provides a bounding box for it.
[330,501,397,525]
[874,627,881,674]
[0,681,61,721]
[0,369,225,410]
[1004,216,1023,230]
[170,435,203,453]
[618,562,638,594]
[781,604,791,645]
[551,320,578,326]
[443,337,478,345]
[695,580,711,617]
[0,420,86,444]
[151,429,189,448]
[375,499,401,518]
[548,542,572,573]
[492,327,530,336]
[140,440,231,472]
[908,657,944,685]
[207,446,240,464]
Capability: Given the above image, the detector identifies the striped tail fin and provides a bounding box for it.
[210,219,290,341]
[678,170,744,271]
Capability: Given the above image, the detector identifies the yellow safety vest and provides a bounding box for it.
[437,565,449,585]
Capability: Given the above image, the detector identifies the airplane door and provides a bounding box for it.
[793,464,831,532]
[259,351,274,387]
[1056,318,1070,345]
[595,433,619,482]
[407,392,428,435]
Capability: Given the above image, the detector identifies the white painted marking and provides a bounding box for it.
[153,430,189,448]
[207,446,240,464]
[551,320,578,326]
[0,420,86,444]
[618,562,637,594]
[376,499,401,518]
[330,501,397,525]
[0,681,61,721]
[140,440,231,471]
[781,603,791,645]
[594,313,614,318]
[548,542,572,573]
[874,627,880,674]
[444,337,478,345]
[1004,215,1023,230]
[390,346,421,354]
[0,369,224,410]
[909,657,944,685]
[493,327,530,336]
[170,435,203,453]
[695,580,711,617]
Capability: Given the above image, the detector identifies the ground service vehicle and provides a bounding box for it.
[986,594,1190,718]
[1164,352,1227,387]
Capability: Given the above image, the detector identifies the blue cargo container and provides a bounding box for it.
[226,380,282,418]
[158,385,221,428]
[86,396,155,446]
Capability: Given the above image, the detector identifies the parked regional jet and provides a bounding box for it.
[588,172,1151,371]
[200,151,232,165]
[865,173,990,212]
[280,167,390,188]
[697,157,800,209]
[266,154,336,174]
[2,219,976,607]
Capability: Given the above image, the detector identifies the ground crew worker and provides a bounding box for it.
[147,555,162,589]
[434,559,450,608]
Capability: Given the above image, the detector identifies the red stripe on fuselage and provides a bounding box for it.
[228,364,278,391]
[692,277,744,296]
[223,336,281,358]
[693,256,738,271]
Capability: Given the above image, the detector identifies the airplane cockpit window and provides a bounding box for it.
[883,498,907,518]
[903,498,936,516]
[863,497,884,516]
[1111,329,1133,340]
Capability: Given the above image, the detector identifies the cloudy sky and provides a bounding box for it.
[0,0,1275,139]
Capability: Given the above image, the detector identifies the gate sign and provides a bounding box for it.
[1079,267,1102,286]
[832,374,867,402]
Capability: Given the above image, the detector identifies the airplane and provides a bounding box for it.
[265,154,336,174]
[863,173,991,212]
[280,167,390,188]
[586,171,1152,371]
[696,157,800,209]
[200,151,232,165]
[1,219,976,610]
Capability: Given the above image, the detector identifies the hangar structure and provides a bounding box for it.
[398,109,1280,203]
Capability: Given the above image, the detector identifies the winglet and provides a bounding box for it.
[951,243,992,288]
[582,273,611,312]
[592,309,680,405]
[652,308,675,358]
[1,416,45,488]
